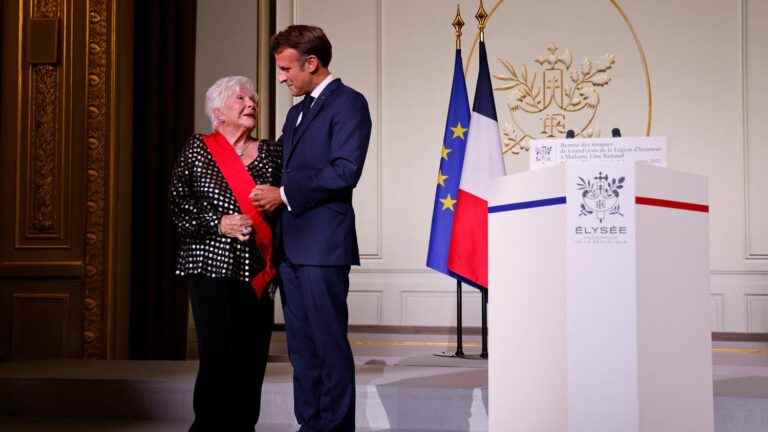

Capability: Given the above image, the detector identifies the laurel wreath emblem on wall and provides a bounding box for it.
[494,44,616,155]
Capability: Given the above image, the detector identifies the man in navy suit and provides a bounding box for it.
[251,25,371,432]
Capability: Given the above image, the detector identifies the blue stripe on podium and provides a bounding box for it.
[488,196,567,213]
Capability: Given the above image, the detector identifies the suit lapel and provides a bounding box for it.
[286,79,342,165]
[282,105,301,165]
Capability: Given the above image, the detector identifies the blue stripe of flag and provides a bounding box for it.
[472,41,497,121]
[426,49,471,276]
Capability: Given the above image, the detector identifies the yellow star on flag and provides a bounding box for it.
[440,193,457,211]
[441,146,452,160]
[437,170,448,187]
[450,122,468,139]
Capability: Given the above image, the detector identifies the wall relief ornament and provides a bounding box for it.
[33,0,59,18]
[463,0,653,156]
[30,65,58,233]
[83,0,110,359]
[494,44,616,154]
[28,0,61,233]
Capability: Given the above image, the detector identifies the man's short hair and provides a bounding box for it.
[271,25,332,68]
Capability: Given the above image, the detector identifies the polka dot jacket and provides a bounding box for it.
[170,134,282,283]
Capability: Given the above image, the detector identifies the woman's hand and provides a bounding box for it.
[250,185,282,213]
[219,214,252,241]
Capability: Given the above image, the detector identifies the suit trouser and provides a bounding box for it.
[279,262,356,432]
[187,275,274,432]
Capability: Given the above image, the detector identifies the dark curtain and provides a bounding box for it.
[130,0,197,359]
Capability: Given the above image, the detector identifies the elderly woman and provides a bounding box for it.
[170,76,281,432]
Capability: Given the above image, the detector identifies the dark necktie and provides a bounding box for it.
[298,95,315,125]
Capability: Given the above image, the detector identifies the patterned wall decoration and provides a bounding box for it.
[494,44,617,154]
[28,0,61,235]
[83,0,112,359]
[34,0,59,17]
[30,65,59,233]
[462,0,653,158]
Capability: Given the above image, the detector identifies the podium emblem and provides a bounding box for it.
[577,172,625,224]
[534,144,554,163]
[494,44,616,155]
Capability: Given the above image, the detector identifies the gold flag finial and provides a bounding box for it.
[452,4,465,48]
[475,0,489,39]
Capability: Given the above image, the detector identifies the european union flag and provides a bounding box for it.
[426,48,471,276]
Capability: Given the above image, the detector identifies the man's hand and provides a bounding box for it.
[219,214,252,241]
[250,185,283,213]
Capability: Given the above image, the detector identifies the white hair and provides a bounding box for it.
[205,76,258,129]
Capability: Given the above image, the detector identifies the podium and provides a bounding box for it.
[488,162,713,432]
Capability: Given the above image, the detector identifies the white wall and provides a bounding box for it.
[269,0,768,332]
[194,0,259,134]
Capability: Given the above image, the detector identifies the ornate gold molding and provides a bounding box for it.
[83,0,111,359]
[33,0,58,18]
[28,0,60,234]
[30,65,58,232]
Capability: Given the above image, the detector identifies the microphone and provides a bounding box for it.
[565,129,575,139]
[611,128,622,138]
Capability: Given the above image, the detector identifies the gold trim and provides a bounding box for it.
[256,0,273,140]
[14,1,26,248]
[353,341,764,352]
[464,0,503,74]
[12,292,70,301]
[33,0,58,18]
[452,4,465,49]
[464,0,652,136]
[351,339,481,348]
[475,0,488,40]
[712,347,765,355]
[609,0,652,135]
[106,0,119,359]
[83,0,113,359]
[29,64,58,233]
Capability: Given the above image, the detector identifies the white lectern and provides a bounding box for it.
[488,162,713,432]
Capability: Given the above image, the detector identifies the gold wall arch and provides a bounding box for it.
[463,0,652,138]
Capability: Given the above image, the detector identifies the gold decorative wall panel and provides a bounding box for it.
[29,64,59,233]
[34,0,59,17]
[83,0,113,358]
[1,0,123,360]
[23,0,65,241]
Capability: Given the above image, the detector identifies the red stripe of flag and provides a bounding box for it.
[447,189,488,287]
[635,196,709,213]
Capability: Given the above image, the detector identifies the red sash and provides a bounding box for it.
[203,132,275,298]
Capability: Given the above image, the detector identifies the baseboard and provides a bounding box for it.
[269,326,763,341]
[271,324,482,335]
[712,332,768,342]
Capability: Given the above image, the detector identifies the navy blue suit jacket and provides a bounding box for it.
[278,78,372,266]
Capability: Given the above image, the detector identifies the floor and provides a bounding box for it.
[0,334,766,432]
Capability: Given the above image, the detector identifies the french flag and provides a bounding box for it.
[447,39,505,289]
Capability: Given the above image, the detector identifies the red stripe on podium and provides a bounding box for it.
[635,196,709,213]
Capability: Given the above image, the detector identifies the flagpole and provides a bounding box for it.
[430,5,468,360]
[453,4,467,360]
[477,0,489,361]
[455,280,465,357]
[436,5,465,360]
[476,0,488,42]
[481,289,488,359]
